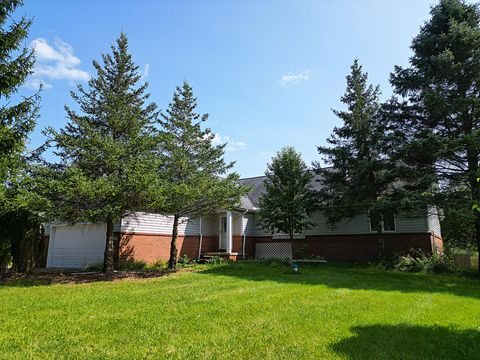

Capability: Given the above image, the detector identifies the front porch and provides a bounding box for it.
[200,210,248,260]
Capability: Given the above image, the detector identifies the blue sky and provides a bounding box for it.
[20,0,435,177]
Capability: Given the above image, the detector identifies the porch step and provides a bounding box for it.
[201,252,239,257]
[200,252,244,262]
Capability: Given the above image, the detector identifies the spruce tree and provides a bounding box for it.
[258,146,317,242]
[389,0,480,271]
[44,33,159,273]
[314,60,394,257]
[0,0,38,205]
[150,81,248,271]
[0,0,40,271]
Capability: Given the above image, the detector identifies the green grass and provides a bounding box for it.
[1,262,480,359]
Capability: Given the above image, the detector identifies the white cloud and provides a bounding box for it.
[212,133,246,152]
[27,37,90,89]
[278,69,312,86]
[24,78,53,90]
[141,64,150,80]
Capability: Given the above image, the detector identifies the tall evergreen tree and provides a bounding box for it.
[0,0,38,204]
[0,0,40,272]
[258,146,317,242]
[44,33,159,273]
[389,0,480,271]
[314,60,395,257]
[150,81,248,271]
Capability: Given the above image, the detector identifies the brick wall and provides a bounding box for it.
[46,229,444,266]
[117,232,219,263]
[431,233,444,254]
[253,233,440,262]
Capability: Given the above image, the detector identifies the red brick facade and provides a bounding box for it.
[116,232,221,263]
[251,233,443,262]
[114,232,442,263]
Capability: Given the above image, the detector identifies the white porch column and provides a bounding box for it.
[226,211,233,253]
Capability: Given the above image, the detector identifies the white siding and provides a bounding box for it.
[232,212,243,235]
[305,212,371,235]
[427,207,442,237]
[251,211,429,236]
[243,213,255,235]
[45,221,121,236]
[200,214,218,236]
[395,215,428,233]
[47,223,106,268]
[120,212,219,236]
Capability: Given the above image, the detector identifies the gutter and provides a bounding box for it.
[241,209,249,259]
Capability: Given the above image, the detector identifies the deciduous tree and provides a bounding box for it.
[258,146,317,242]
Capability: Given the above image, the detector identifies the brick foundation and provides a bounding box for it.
[46,229,444,266]
[117,232,219,263]
[253,233,443,261]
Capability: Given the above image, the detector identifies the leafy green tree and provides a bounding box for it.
[44,33,159,273]
[389,0,480,271]
[314,60,397,258]
[0,0,40,271]
[258,146,317,242]
[150,81,248,271]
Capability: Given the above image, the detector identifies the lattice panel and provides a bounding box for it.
[255,242,293,260]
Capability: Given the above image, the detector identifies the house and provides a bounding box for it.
[45,174,443,268]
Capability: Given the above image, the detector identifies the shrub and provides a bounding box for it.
[205,256,230,265]
[117,260,147,271]
[393,250,454,274]
[178,254,191,266]
[146,259,167,271]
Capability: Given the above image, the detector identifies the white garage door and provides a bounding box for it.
[47,223,107,268]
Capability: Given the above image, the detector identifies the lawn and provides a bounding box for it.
[1,262,479,359]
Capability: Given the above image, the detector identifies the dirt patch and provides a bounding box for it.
[0,269,171,286]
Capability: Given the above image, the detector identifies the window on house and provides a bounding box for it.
[369,212,396,232]
[383,213,396,232]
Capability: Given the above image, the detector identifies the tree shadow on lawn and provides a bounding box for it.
[330,324,480,359]
[200,262,480,299]
[0,270,168,288]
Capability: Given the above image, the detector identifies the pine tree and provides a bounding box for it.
[314,60,394,258]
[44,33,159,273]
[0,0,38,205]
[257,146,317,242]
[389,0,480,271]
[150,81,248,271]
[0,0,40,272]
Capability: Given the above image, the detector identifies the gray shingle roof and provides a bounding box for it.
[237,170,327,211]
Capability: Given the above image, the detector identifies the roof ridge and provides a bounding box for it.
[238,175,267,180]
[239,166,333,181]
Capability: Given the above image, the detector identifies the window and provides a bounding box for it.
[369,212,396,232]
[383,213,396,232]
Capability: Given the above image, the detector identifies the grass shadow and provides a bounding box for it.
[199,261,480,299]
[0,270,169,287]
[331,324,480,359]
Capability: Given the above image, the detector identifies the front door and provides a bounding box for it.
[219,215,227,249]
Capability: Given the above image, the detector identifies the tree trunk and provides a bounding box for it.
[168,214,179,271]
[474,212,480,274]
[377,220,385,261]
[103,218,114,274]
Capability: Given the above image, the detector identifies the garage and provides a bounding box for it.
[46,223,107,269]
